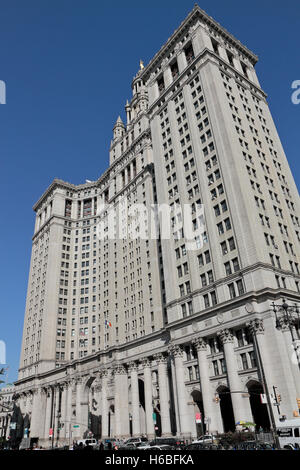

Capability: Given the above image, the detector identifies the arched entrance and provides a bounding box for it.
[190,390,205,436]
[247,380,270,431]
[82,376,96,438]
[217,386,235,432]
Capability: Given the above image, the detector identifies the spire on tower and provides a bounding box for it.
[113,115,125,141]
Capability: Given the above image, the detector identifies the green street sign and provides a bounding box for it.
[73,425,80,428]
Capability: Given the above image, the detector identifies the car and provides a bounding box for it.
[192,434,219,444]
[138,444,174,450]
[118,443,138,450]
[123,437,148,446]
[149,437,185,448]
[75,438,98,448]
[283,443,299,450]
[185,443,207,450]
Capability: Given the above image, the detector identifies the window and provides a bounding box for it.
[228,282,236,299]
[171,61,179,79]
[213,360,219,376]
[236,279,244,295]
[157,76,165,94]
[249,351,257,368]
[220,358,227,374]
[241,353,248,370]
[232,258,240,272]
[224,262,232,275]
[185,44,195,64]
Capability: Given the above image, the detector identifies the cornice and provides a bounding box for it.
[33,129,152,214]
[140,5,258,82]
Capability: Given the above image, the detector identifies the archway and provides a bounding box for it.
[247,380,270,431]
[82,376,96,438]
[217,386,235,432]
[190,390,205,436]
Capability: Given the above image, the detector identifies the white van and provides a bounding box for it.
[276,418,300,449]
[76,438,97,448]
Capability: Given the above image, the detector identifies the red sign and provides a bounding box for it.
[49,428,53,437]
[195,412,202,423]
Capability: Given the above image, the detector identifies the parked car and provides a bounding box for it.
[185,443,208,450]
[149,437,185,449]
[75,438,97,448]
[192,434,219,445]
[123,437,148,446]
[138,444,174,450]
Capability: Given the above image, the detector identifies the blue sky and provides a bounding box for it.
[0,0,299,385]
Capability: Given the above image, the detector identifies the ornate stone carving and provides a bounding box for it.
[167,343,183,358]
[140,358,151,368]
[128,361,139,373]
[99,368,109,379]
[217,329,234,344]
[277,317,291,333]
[153,353,167,364]
[246,318,264,335]
[192,337,207,352]
[113,364,127,375]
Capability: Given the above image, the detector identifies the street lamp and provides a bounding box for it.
[271,298,300,370]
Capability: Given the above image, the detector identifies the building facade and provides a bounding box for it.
[14,5,300,447]
[0,385,15,441]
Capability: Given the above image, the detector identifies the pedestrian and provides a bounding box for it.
[99,441,104,451]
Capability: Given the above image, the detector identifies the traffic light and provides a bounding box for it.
[214,395,220,403]
[297,398,300,409]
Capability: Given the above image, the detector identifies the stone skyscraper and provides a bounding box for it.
[13,5,300,446]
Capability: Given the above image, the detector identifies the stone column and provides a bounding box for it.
[60,383,67,440]
[163,65,173,88]
[247,318,299,418]
[217,44,228,62]
[278,319,300,397]
[128,361,141,437]
[30,388,45,439]
[218,329,253,426]
[43,387,53,441]
[100,369,109,439]
[74,378,84,439]
[141,358,155,439]
[193,337,223,434]
[65,380,73,442]
[114,365,130,439]
[154,353,171,437]
[233,56,243,74]
[246,319,274,391]
[168,344,190,438]
[54,386,60,442]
